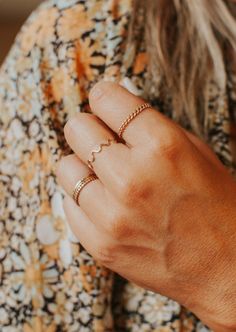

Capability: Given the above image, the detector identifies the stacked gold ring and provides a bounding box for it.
[118,102,152,139]
[73,174,98,206]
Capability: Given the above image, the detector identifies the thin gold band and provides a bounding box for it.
[87,138,117,170]
[118,102,152,139]
[73,174,98,206]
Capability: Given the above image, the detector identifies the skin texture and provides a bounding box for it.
[56,81,236,331]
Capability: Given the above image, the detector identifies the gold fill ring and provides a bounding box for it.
[73,174,98,206]
[118,102,152,139]
[87,138,117,170]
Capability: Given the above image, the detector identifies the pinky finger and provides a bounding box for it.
[63,194,116,266]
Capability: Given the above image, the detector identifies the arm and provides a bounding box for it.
[57,80,236,332]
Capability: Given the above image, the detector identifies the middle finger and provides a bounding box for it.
[64,112,132,198]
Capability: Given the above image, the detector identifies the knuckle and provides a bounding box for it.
[119,176,152,206]
[150,130,182,161]
[89,81,116,102]
[89,81,108,100]
[95,243,117,266]
[64,117,75,139]
[64,115,75,131]
[64,113,88,136]
[55,154,73,178]
[108,213,128,240]
[64,114,78,136]
[160,142,179,161]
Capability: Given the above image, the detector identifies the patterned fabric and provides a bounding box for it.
[0,0,235,331]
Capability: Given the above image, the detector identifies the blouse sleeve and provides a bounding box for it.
[0,0,132,329]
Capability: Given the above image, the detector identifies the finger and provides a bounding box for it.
[89,81,178,147]
[57,154,131,239]
[56,154,107,224]
[63,194,114,263]
[64,113,133,198]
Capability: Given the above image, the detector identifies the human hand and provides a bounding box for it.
[56,81,236,331]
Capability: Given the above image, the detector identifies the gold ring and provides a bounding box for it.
[73,174,98,206]
[118,102,152,139]
[87,138,117,170]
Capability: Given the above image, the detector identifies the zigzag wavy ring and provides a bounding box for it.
[87,138,117,170]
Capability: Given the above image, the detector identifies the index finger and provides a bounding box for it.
[89,81,177,147]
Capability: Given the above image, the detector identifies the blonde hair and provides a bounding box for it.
[128,0,236,138]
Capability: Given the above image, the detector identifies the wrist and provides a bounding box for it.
[204,195,236,331]
[190,295,236,332]
[210,323,236,332]
[206,315,236,332]
[191,268,236,332]
[186,232,236,331]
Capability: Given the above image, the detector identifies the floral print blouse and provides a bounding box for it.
[0,0,235,331]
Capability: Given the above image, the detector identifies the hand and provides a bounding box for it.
[56,81,236,331]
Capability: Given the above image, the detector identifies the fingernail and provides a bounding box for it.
[90,85,104,99]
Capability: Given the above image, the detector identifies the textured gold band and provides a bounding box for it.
[118,102,152,139]
[87,138,117,170]
[72,174,98,206]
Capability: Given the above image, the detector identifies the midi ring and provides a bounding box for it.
[87,138,117,170]
[72,173,98,206]
[118,102,152,139]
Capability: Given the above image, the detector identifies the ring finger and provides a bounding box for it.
[56,154,115,232]
[64,113,132,199]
